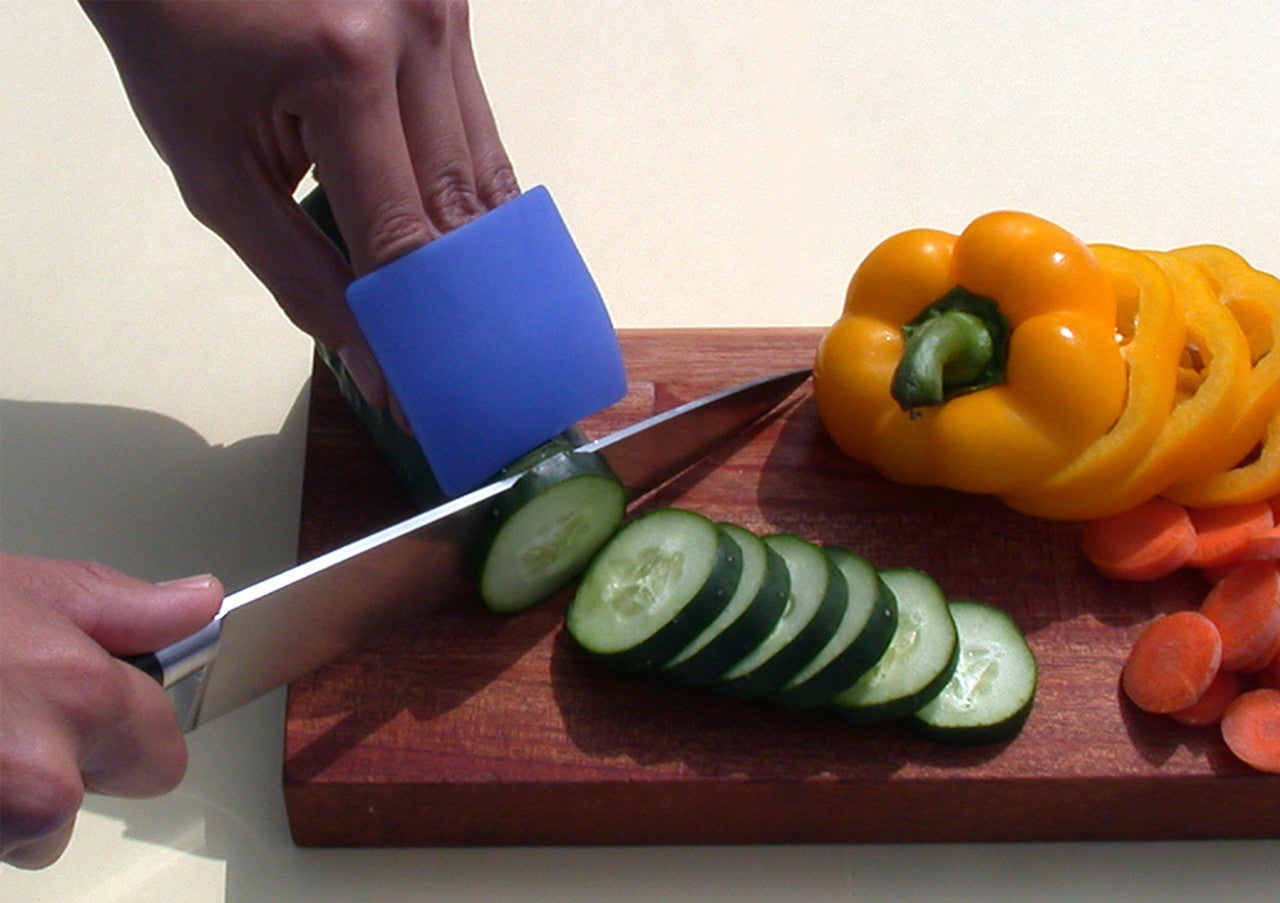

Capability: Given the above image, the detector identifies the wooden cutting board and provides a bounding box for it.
[283,328,1279,846]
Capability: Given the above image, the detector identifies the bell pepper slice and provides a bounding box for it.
[1163,246,1280,506]
[814,212,1128,495]
[1006,249,1251,519]
[1001,245,1185,519]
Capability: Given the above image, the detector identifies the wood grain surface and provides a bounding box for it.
[283,328,1280,846]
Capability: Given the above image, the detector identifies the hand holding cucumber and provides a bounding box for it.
[81,0,520,408]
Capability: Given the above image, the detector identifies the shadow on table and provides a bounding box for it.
[0,387,310,590]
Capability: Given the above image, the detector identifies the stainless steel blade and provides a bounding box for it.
[158,367,811,730]
[584,368,811,498]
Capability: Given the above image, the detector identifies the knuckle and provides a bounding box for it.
[478,159,521,208]
[307,9,396,83]
[403,0,467,44]
[423,164,483,232]
[174,167,240,231]
[363,202,436,267]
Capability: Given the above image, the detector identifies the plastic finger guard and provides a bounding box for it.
[346,186,627,497]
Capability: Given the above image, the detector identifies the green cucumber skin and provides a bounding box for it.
[569,511,744,673]
[832,568,960,724]
[663,525,791,687]
[316,342,447,508]
[769,547,898,710]
[717,535,849,700]
[907,601,1038,745]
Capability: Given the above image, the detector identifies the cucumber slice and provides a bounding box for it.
[717,534,848,699]
[478,450,626,614]
[663,523,790,686]
[830,568,959,722]
[568,509,743,671]
[770,547,898,709]
[909,601,1037,744]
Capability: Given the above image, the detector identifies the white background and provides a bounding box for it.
[3,1,1279,900]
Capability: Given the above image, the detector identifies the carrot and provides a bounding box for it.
[1080,498,1197,581]
[1198,561,1280,672]
[1186,501,1275,568]
[1170,669,1244,727]
[1237,525,1280,561]
[1122,610,1223,714]
[1219,688,1280,773]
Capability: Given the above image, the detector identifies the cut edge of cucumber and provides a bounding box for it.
[663,524,790,686]
[477,449,626,614]
[830,567,959,723]
[567,508,743,672]
[770,547,898,710]
[717,534,849,699]
[907,600,1038,745]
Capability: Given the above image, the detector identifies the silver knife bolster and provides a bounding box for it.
[133,620,220,688]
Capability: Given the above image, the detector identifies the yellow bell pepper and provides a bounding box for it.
[814,211,1128,495]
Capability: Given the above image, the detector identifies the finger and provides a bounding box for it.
[78,660,190,799]
[447,6,520,207]
[0,732,81,870]
[397,5,486,233]
[299,65,436,275]
[1,815,75,871]
[177,161,392,408]
[0,554,222,656]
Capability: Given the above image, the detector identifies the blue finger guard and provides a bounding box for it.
[346,186,627,497]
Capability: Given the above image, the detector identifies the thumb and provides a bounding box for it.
[2,555,223,656]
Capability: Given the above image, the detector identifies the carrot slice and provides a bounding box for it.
[1186,501,1275,568]
[1220,688,1280,773]
[1122,610,1223,713]
[1080,498,1197,581]
[1238,525,1280,561]
[1170,669,1244,727]
[1199,562,1280,672]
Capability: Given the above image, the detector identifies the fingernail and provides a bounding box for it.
[159,574,217,591]
[338,345,387,408]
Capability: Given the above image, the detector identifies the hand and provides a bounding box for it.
[80,0,520,408]
[0,554,222,869]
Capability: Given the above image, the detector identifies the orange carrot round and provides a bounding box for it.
[1081,498,1197,581]
[1187,501,1275,568]
[1122,611,1222,714]
[1220,688,1280,773]
[1239,525,1280,562]
[1170,669,1244,727]
[1199,562,1280,672]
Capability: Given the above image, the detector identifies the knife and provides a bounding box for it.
[131,367,811,731]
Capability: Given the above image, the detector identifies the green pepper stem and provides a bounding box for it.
[890,287,1010,411]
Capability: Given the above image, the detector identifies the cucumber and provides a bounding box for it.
[663,523,790,686]
[567,508,743,671]
[717,534,848,699]
[908,601,1037,744]
[830,568,959,722]
[769,547,898,709]
[477,450,626,614]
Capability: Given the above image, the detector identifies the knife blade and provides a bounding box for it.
[134,367,811,730]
